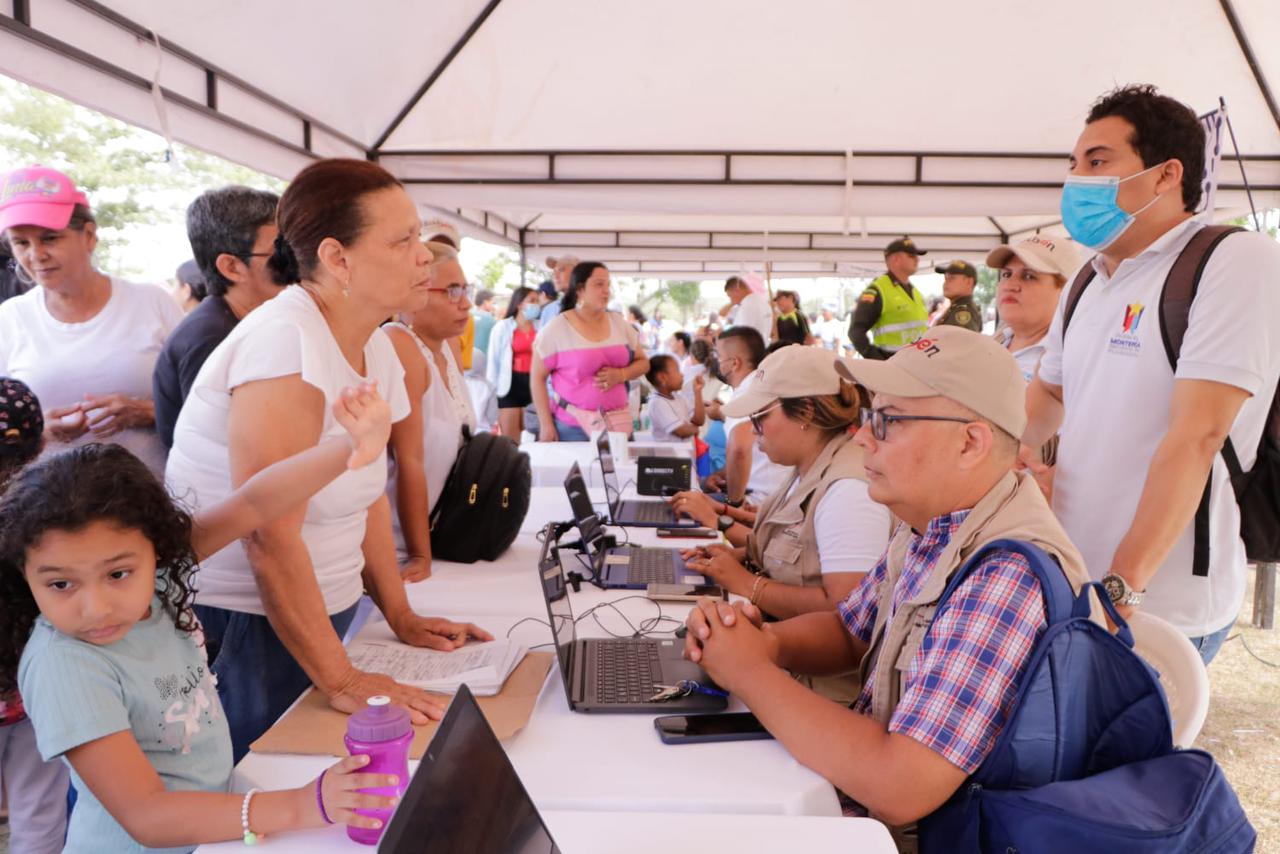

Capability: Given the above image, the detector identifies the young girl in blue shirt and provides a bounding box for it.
[0,383,404,852]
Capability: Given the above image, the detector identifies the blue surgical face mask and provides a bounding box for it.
[1060,163,1166,251]
[523,303,541,321]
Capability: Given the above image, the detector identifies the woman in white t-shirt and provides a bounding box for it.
[531,262,649,441]
[384,238,477,583]
[165,159,491,762]
[0,166,183,476]
[988,235,1083,383]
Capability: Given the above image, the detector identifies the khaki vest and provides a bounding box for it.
[855,471,1092,851]
[747,432,870,704]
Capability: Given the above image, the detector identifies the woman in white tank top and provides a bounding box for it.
[385,238,477,582]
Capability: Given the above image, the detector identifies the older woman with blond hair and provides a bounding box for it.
[384,228,478,582]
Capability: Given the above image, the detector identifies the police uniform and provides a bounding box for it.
[936,295,982,331]
[848,237,929,361]
[933,259,983,332]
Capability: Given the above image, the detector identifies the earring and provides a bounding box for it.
[341,278,350,299]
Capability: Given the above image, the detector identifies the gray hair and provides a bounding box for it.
[185,186,279,296]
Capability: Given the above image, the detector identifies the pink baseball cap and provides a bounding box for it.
[0,166,90,232]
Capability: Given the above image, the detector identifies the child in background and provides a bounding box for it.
[0,377,69,854]
[1,384,404,853]
[645,354,705,442]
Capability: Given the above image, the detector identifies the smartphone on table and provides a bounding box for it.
[646,583,725,602]
[657,527,718,539]
[654,712,774,745]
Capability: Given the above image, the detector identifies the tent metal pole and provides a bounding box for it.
[1219,0,1280,136]
[371,0,505,151]
[519,228,528,288]
[1220,98,1263,231]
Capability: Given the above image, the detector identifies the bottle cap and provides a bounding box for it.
[346,696,411,743]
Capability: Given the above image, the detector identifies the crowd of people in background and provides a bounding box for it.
[0,82,1277,852]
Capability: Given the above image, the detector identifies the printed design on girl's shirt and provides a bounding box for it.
[152,628,221,755]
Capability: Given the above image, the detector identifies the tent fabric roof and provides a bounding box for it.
[3,0,1279,278]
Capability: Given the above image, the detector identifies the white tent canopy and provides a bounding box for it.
[2,0,1278,278]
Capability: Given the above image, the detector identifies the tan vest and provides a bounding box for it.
[854,471,1092,851]
[747,432,870,704]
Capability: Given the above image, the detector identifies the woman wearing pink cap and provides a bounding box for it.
[988,235,1084,383]
[0,166,183,475]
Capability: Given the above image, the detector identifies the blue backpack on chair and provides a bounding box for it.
[918,539,1254,854]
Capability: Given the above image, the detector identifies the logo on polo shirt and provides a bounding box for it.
[1108,302,1145,357]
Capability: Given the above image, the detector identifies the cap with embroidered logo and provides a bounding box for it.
[836,326,1027,437]
[884,236,927,257]
[986,235,1083,279]
[934,259,977,278]
[0,166,90,232]
[721,344,844,418]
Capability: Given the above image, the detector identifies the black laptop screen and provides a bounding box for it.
[377,686,560,854]
[540,534,577,697]
[595,432,621,505]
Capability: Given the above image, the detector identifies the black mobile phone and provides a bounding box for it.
[645,583,725,602]
[656,527,717,539]
[654,712,774,745]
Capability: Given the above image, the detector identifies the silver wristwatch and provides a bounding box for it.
[1101,573,1144,607]
[716,514,735,532]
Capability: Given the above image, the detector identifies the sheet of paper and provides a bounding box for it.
[347,639,526,694]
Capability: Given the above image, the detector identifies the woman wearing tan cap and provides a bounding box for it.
[672,345,891,703]
[988,235,1083,383]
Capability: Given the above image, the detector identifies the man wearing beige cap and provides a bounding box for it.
[683,327,1088,841]
[536,253,579,330]
[986,235,1082,383]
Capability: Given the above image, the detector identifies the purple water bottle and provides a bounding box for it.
[343,696,412,845]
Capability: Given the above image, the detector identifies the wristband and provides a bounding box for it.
[750,575,771,606]
[241,788,263,845]
[316,769,334,824]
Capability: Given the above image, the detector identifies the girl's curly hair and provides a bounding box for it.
[0,443,199,694]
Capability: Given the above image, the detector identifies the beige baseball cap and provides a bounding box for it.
[835,327,1027,438]
[985,234,1082,278]
[722,345,843,418]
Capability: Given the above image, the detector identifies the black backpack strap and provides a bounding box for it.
[1158,224,1245,577]
[1060,264,1097,338]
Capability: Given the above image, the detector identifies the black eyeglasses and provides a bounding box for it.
[749,401,783,435]
[859,407,972,441]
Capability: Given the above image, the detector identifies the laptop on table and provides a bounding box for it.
[537,534,727,714]
[594,432,695,527]
[378,684,560,854]
[562,461,706,589]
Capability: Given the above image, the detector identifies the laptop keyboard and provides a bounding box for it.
[622,500,673,524]
[625,548,676,584]
[593,640,663,704]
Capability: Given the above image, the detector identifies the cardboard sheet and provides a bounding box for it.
[249,652,554,758]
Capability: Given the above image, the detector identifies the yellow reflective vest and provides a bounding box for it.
[868,274,928,351]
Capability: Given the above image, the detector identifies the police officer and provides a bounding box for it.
[933,259,983,331]
[848,236,929,360]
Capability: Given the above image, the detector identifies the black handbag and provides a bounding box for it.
[428,427,532,563]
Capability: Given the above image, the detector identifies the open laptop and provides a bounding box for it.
[537,534,728,714]
[594,432,695,527]
[378,684,560,854]
[563,461,705,589]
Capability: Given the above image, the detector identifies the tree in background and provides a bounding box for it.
[0,75,282,277]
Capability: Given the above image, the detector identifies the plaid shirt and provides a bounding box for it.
[837,510,1046,773]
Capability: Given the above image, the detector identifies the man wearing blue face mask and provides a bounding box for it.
[1022,85,1280,664]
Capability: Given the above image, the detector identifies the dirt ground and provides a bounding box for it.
[1197,564,1280,850]
[1,569,1276,853]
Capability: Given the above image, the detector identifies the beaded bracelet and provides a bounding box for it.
[316,769,334,824]
[241,788,263,845]
[749,574,771,606]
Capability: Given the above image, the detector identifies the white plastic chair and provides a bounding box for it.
[1126,611,1210,748]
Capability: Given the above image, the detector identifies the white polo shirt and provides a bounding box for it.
[733,292,774,343]
[1039,218,1280,636]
